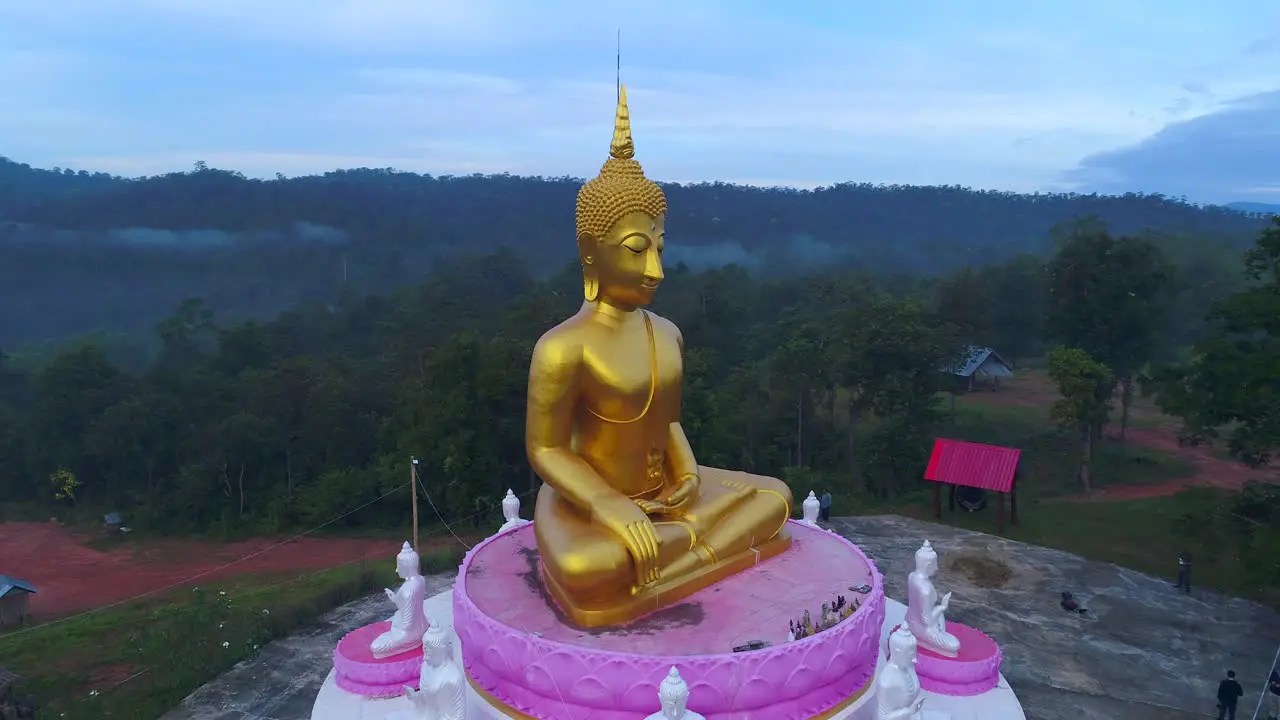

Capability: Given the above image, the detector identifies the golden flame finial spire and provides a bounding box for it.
[610,83,635,160]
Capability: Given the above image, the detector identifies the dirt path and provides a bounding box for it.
[963,373,1278,501]
[1086,427,1280,500]
[0,522,467,618]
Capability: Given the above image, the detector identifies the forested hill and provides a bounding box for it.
[0,155,1268,349]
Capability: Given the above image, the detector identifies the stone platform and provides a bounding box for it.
[453,520,887,719]
[169,515,1271,720]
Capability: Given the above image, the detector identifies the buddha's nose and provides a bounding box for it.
[643,250,664,285]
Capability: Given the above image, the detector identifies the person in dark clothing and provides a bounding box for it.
[1217,670,1244,720]
[1060,591,1088,614]
[1267,668,1280,720]
[1175,551,1192,594]
[819,492,832,522]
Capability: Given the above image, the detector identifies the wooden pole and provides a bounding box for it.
[933,485,942,519]
[1010,474,1019,526]
[410,457,420,552]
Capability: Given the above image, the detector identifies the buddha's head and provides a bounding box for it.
[657,666,689,718]
[395,541,420,580]
[422,615,450,665]
[888,624,919,668]
[575,84,668,308]
[914,539,938,576]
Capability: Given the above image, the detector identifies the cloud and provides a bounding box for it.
[2,0,1280,199]
[1062,89,1280,203]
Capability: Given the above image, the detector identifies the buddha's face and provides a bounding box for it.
[916,553,936,576]
[581,211,665,308]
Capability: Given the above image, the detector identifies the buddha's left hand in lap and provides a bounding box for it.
[635,473,700,516]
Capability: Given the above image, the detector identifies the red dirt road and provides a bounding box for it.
[0,522,462,618]
[1080,427,1279,501]
[963,373,1279,501]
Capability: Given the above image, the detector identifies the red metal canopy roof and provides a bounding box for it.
[924,438,1021,493]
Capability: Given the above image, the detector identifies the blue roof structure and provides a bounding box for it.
[953,346,1013,378]
[104,512,122,525]
[0,576,36,598]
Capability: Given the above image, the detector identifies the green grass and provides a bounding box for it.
[943,400,1194,499]
[842,392,1280,606]
[0,548,464,720]
[893,488,1280,608]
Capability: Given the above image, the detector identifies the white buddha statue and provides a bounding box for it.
[801,491,821,526]
[906,540,961,657]
[645,667,704,720]
[498,488,529,532]
[876,625,925,720]
[403,614,466,720]
[370,541,429,659]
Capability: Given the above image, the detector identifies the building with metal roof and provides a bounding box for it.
[0,576,35,628]
[924,438,1022,531]
[952,346,1014,391]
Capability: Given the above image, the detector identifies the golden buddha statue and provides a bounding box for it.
[526,84,793,628]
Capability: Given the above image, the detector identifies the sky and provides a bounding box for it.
[1,1,1278,204]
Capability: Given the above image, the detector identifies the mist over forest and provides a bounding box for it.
[0,154,1271,357]
[1,148,1279,626]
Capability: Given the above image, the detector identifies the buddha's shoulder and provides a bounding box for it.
[643,310,683,343]
[532,319,587,364]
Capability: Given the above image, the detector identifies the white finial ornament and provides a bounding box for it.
[800,491,821,526]
[403,612,467,719]
[906,539,961,658]
[877,625,925,720]
[499,489,529,532]
[370,541,429,659]
[645,666,704,720]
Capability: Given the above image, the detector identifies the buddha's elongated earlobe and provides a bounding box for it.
[578,233,599,302]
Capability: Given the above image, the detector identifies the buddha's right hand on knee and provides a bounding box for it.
[591,494,663,587]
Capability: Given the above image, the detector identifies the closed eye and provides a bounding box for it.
[625,245,643,254]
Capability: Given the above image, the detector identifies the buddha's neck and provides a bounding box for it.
[584,298,643,327]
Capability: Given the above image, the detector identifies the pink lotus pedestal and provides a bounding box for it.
[453,519,887,720]
[889,622,1003,696]
[332,621,422,698]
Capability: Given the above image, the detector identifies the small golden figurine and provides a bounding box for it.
[819,602,834,630]
[526,84,793,627]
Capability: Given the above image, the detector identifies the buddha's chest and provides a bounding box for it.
[579,323,682,423]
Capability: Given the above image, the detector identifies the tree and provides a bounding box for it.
[983,254,1048,359]
[1152,216,1280,466]
[934,267,992,346]
[50,468,80,506]
[1045,222,1170,442]
[835,294,959,496]
[1045,346,1114,493]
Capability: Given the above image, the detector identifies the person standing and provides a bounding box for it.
[1175,552,1192,594]
[1267,667,1280,720]
[1216,670,1243,720]
[819,491,832,522]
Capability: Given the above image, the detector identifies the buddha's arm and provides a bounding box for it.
[525,335,618,513]
[665,422,698,480]
[664,327,699,481]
